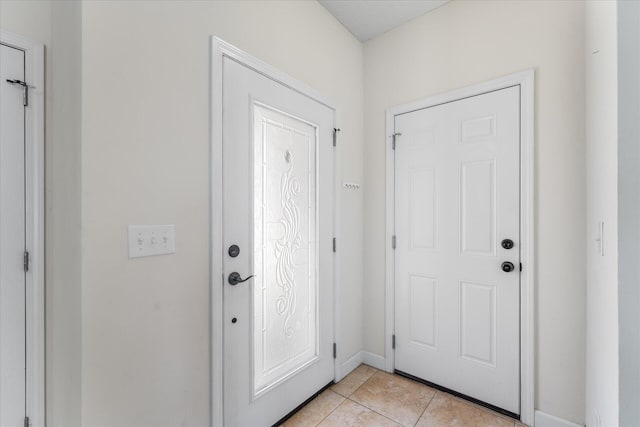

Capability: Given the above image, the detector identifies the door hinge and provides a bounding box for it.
[520,263,523,272]
[392,334,396,349]
[333,342,337,359]
[6,79,29,106]
[333,128,340,147]
[24,251,30,272]
[392,235,396,250]
[392,132,401,150]
[24,416,29,427]
[333,237,336,253]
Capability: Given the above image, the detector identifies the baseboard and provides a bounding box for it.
[362,351,386,370]
[337,351,364,381]
[534,410,584,427]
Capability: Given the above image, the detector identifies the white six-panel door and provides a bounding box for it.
[394,86,521,414]
[222,57,335,426]
[0,43,27,427]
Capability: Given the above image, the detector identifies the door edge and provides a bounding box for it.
[1,29,46,427]
[384,69,535,426]
[209,36,339,427]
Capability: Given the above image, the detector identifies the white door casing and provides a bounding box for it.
[385,70,535,426]
[394,86,520,414]
[216,44,336,426]
[0,30,45,427]
[0,42,27,427]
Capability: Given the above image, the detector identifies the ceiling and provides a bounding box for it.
[318,0,449,42]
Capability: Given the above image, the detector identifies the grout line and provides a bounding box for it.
[311,395,348,427]
[331,364,377,398]
[346,397,406,427]
[413,390,437,426]
[444,390,516,422]
[345,369,379,398]
[309,365,380,426]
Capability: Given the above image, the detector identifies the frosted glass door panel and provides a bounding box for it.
[253,103,318,397]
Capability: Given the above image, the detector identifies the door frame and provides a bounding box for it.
[0,29,45,427]
[384,70,535,426]
[210,37,340,427]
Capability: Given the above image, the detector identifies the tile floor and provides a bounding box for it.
[281,365,528,427]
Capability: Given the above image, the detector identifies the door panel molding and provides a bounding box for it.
[0,29,45,427]
[210,37,339,427]
[385,70,535,426]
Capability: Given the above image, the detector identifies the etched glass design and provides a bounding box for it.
[252,103,318,397]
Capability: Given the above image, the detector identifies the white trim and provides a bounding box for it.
[339,351,364,380]
[362,351,386,370]
[384,69,535,426]
[333,121,342,384]
[1,29,45,427]
[534,411,584,427]
[210,36,338,427]
[338,351,386,379]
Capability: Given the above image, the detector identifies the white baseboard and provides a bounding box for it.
[362,351,386,370]
[535,410,584,427]
[337,351,387,382]
[337,351,364,381]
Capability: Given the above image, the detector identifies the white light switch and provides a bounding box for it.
[128,225,176,258]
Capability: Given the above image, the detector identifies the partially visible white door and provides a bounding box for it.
[223,57,335,426]
[394,86,520,414]
[0,43,27,426]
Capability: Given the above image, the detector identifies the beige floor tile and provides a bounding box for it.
[330,364,378,397]
[318,399,402,427]
[445,394,518,424]
[515,422,528,427]
[416,393,514,427]
[282,390,345,427]
[350,371,436,427]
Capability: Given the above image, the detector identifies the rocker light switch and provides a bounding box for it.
[128,225,176,258]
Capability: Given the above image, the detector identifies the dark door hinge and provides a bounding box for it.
[333,342,337,359]
[392,132,401,150]
[333,237,336,253]
[392,235,396,250]
[333,128,340,147]
[392,334,396,349]
[6,79,28,106]
[24,251,30,272]
[24,416,29,427]
[520,263,523,272]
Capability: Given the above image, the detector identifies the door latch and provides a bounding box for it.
[228,272,254,285]
[6,79,29,106]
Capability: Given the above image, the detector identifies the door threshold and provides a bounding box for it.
[394,370,520,421]
[272,381,335,427]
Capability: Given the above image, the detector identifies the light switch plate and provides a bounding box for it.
[128,225,176,258]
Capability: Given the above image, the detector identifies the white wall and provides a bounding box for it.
[363,1,586,424]
[585,2,619,427]
[0,2,83,426]
[617,2,640,425]
[80,1,363,425]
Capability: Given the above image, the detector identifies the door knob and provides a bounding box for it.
[501,261,515,273]
[501,239,514,249]
[228,272,254,285]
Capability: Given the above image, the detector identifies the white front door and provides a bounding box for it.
[222,57,335,426]
[0,43,27,426]
[394,86,521,414]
